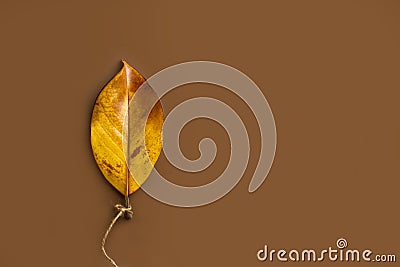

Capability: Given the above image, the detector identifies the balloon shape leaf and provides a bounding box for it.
[90,61,163,196]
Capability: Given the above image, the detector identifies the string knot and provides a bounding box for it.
[115,204,133,216]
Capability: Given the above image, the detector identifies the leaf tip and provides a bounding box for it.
[121,59,136,73]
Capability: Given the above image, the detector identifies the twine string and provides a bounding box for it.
[101,204,133,267]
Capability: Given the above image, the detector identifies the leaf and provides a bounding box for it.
[90,61,163,196]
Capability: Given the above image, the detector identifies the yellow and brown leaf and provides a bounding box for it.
[90,61,163,196]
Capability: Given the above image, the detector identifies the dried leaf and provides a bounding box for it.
[90,61,163,196]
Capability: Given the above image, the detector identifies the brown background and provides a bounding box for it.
[0,0,399,266]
